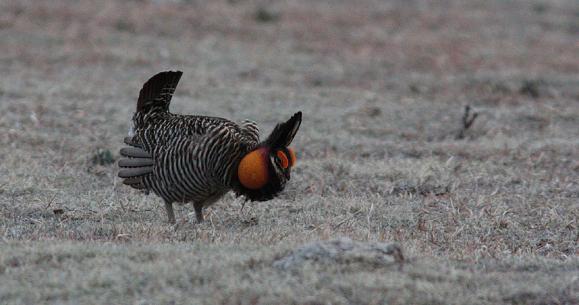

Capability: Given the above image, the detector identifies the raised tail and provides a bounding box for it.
[136,71,183,114]
[121,71,182,189]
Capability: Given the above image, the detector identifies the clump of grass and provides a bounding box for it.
[114,20,135,33]
[519,79,544,98]
[532,3,549,14]
[91,148,115,166]
[254,7,280,23]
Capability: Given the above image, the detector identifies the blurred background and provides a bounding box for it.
[2,0,577,95]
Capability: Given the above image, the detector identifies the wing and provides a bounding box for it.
[132,114,231,155]
[119,119,252,193]
[240,119,260,147]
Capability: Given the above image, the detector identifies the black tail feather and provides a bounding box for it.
[136,71,183,113]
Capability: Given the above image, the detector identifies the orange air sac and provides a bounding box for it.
[277,151,289,169]
[238,148,269,190]
[288,148,297,166]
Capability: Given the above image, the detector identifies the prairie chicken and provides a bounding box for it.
[118,71,302,224]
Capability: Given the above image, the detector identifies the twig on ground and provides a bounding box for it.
[456,105,479,139]
[332,209,363,230]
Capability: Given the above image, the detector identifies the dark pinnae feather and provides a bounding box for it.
[136,71,183,113]
[265,111,302,148]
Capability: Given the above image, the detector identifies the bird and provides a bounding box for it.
[118,71,302,224]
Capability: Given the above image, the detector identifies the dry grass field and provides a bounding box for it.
[1,0,578,304]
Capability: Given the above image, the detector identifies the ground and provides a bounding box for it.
[0,0,578,304]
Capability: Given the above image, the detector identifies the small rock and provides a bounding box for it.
[273,238,404,270]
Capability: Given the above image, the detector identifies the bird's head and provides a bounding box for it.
[233,111,302,201]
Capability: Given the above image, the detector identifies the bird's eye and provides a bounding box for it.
[276,150,289,169]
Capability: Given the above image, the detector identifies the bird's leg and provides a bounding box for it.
[164,201,176,224]
[193,202,204,223]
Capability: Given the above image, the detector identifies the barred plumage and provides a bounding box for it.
[118,71,302,223]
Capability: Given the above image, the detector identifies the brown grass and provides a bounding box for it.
[1,0,578,304]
